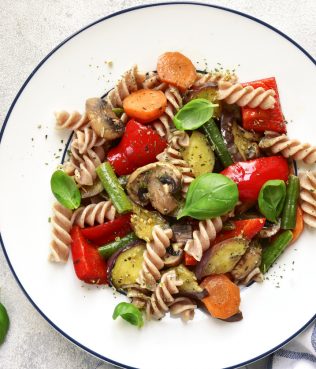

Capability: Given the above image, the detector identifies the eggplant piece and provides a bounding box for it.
[184,83,221,118]
[107,241,145,292]
[166,264,205,298]
[220,110,244,162]
[80,180,104,199]
[231,121,261,160]
[195,238,249,280]
[182,131,215,176]
[131,204,168,242]
[231,240,262,282]
[163,243,184,267]
[171,223,193,244]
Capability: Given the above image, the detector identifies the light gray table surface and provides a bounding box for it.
[0,1,315,369]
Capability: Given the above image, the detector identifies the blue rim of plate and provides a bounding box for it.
[0,2,315,369]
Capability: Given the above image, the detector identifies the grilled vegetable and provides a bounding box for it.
[107,241,146,291]
[258,219,281,238]
[163,243,184,267]
[171,223,193,244]
[202,119,233,167]
[231,240,262,281]
[131,205,168,242]
[231,121,261,160]
[166,264,206,300]
[182,131,215,176]
[195,238,249,280]
[185,83,221,118]
[98,233,138,259]
[220,110,243,162]
[281,175,300,230]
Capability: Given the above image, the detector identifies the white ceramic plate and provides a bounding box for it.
[1,3,315,369]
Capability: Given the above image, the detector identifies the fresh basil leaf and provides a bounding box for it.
[173,98,218,131]
[113,302,143,327]
[0,303,9,345]
[258,180,286,223]
[50,170,81,210]
[178,173,238,220]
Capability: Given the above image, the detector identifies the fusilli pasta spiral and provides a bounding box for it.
[49,202,72,263]
[145,270,183,320]
[169,297,196,321]
[193,71,238,88]
[73,126,106,154]
[299,171,316,228]
[106,65,145,123]
[153,86,182,138]
[217,81,276,109]
[156,130,194,195]
[71,200,116,228]
[259,132,316,164]
[142,72,167,91]
[55,111,89,131]
[127,284,151,309]
[184,217,223,261]
[137,225,173,290]
[74,146,106,186]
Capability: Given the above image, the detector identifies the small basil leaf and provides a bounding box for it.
[0,303,9,345]
[50,170,81,210]
[173,98,218,131]
[258,180,286,222]
[178,173,238,220]
[113,302,143,327]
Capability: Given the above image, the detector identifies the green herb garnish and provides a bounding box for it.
[113,302,143,327]
[0,303,9,344]
[258,180,286,222]
[50,170,81,209]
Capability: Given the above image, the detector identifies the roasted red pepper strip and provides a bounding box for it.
[184,252,198,266]
[81,214,132,246]
[241,77,286,134]
[214,218,265,244]
[71,226,107,284]
[221,156,289,202]
[107,119,167,176]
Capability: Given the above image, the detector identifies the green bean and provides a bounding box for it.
[96,162,133,214]
[98,233,138,259]
[260,230,293,273]
[281,175,300,230]
[202,119,233,167]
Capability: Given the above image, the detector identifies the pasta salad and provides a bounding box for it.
[49,51,316,327]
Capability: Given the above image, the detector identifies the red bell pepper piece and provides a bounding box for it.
[81,213,132,246]
[184,252,198,266]
[71,226,107,284]
[221,156,289,202]
[241,77,286,134]
[214,218,265,244]
[107,119,167,175]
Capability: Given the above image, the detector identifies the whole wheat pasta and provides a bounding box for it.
[137,225,173,291]
[169,297,196,321]
[299,171,316,228]
[74,146,106,186]
[143,71,167,91]
[127,284,151,309]
[217,81,276,109]
[156,130,194,195]
[106,65,145,123]
[259,132,316,165]
[55,111,89,131]
[185,217,223,261]
[193,71,238,88]
[49,202,72,263]
[145,270,182,320]
[153,86,182,138]
[73,127,106,154]
[71,201,116,228]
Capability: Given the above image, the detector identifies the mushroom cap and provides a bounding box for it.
[86,98,125,140]
[127,162,182,215]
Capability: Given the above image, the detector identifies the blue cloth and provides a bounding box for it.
[267,321,316,369]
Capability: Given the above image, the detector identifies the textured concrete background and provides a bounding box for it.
[0,1,315,369]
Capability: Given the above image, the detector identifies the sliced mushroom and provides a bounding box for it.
[258,219,281,238]
[171,223,193,244]
[231,240,262,282]
[86,98,124,140]
[163,243,184,267]
[127,162,182,215]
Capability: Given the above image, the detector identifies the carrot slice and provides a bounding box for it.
[201,274,241,320]
[123,89,167,123]
[291,205,304,244]
[157,52,197,92]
